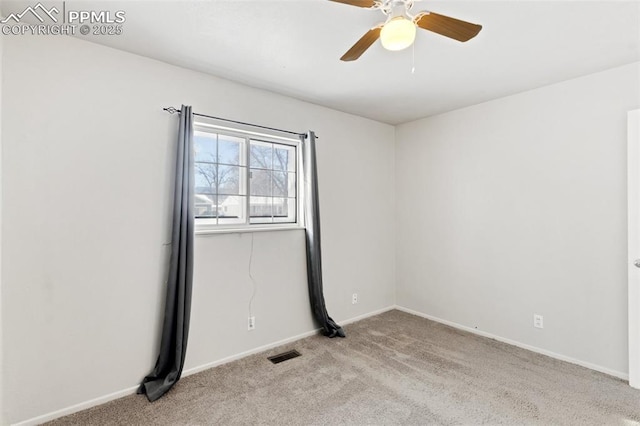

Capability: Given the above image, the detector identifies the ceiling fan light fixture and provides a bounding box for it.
[380,16,416,51]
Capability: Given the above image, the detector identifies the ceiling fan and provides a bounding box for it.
[331,0,482,61]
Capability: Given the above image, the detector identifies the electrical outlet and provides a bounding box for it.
[533,314,543,329]
[352,293,358,304]
[248,316,255,331]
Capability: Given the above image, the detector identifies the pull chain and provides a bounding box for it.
[411,39,416,74]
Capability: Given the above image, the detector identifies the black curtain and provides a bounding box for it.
[301,131,345,338]
[139,105,195,401]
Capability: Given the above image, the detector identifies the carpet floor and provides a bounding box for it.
[48,310,640,425]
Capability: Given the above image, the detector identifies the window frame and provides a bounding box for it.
[193,121,304,235]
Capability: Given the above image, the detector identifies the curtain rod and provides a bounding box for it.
[163,107,308,138]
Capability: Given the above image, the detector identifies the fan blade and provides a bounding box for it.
[340,25,383,61]
[329,0,378,8]
[414,12,482,42]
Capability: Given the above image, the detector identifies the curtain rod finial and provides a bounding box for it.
[164,107,179,114]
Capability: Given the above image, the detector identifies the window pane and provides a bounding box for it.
[272,172,288,197]
[273,145,295,172]
[273,198,296,223]
[218,165,241,195]
[250,196,273,223]
[250,141,273,169]
[195,162,216,194]
[271,172,296,198]
[250,169,272,196]
[218,135,242,165]
[272,197,291,218]
[194,133,217,163]
[287,173,296,196]
[195,193,216,218]
[217,195,245,220]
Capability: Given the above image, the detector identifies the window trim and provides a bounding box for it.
[193,121,304,235]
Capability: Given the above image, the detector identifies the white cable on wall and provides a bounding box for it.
[247,232,257,318]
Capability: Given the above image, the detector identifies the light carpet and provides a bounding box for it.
[48,310,640,425]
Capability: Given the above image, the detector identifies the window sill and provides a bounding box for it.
[195,224,305,236]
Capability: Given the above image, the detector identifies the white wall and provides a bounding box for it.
[396,62,640,376]
[0,26,4,426]
[1,35,396,424]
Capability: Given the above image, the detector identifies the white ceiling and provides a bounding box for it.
[3,0,640,124]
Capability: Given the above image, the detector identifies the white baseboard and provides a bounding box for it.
[182,305,395,377]
[12,385,140,426]
[339,305,396,326]
[181,329,321,378]
[394,305,629,381]
[12,305,395,426]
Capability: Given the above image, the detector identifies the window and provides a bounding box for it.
[193,125,299,231]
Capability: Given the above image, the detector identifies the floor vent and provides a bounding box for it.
[268,350,301,364]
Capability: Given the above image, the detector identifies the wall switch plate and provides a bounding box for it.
[248,316,255,331]
[352,293,358,304]
[533,314,543,329]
